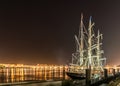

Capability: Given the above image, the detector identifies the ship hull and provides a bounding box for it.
[66,72,85,80]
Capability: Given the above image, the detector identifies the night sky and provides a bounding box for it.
[0,1,119,65]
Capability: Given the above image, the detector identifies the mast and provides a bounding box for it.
[96,30,105,71]
[88,16,92,69]
[80,13,84,66]
[97,30,100,67]
[70,14,106,72]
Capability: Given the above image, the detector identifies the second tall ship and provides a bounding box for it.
[66,14,106,80]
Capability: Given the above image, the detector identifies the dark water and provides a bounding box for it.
[0,67,68,83]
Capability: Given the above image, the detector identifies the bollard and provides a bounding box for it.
[104,69,108,79]
[52,68,55,80]
[113,69,115,76]
[86,69,91,86]
[63,66,65,80]
[58,67,60,79]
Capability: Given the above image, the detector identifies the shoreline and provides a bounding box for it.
[0,80,62,86]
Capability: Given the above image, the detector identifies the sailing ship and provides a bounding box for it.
[66,14,106,80]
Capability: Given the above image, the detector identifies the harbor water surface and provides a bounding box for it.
[0,66,68,83]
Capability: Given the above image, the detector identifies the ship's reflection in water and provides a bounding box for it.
[0,66,68,83]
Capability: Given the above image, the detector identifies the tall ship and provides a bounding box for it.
[66,14,106,80]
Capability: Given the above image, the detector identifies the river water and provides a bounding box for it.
[0,67,113,86]
[0,67,68,83]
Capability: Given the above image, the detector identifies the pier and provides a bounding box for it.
[90,68,120,86]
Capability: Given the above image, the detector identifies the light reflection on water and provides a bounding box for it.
[0,67,68,83]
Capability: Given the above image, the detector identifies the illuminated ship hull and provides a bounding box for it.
[66,72,85,80]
